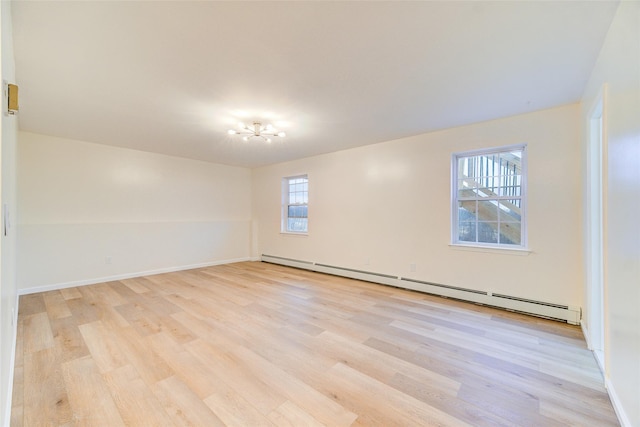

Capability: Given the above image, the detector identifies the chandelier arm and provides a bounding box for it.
[228,121,284,140]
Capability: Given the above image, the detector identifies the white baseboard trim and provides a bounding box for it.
[580,320,607,391]
[18,257,252,296]
[581,320,592,350]
[606,377,632,427]
[261,254,581,324]
[3,293,20,427]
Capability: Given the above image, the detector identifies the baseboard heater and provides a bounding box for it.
[261,254,580,325]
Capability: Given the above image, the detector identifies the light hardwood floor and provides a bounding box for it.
[11,261,619,426]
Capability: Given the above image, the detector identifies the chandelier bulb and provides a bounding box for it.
[277,132,286,137]
[227,129,237,135]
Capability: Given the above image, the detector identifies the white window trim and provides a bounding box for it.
[451,143,528,250]
[448,243,531,255]
[281,174,309,235]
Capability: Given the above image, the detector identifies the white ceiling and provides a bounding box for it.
[11,1,619,168]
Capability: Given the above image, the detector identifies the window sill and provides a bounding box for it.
[280,231,308,237]
[449,243,531,256]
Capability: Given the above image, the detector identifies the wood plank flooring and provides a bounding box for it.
[11,261,619,426]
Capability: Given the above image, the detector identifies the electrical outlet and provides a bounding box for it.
[105,256,112,265]
[11,307,15,325]
[409,263,416,272]
[364,258,370,265]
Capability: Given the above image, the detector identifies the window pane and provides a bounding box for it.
[499,222,521,245]
[499,175,521,197]
[458,179,475,199]
[500,174,521,186]
[479,176,497,191]
[499,200,521,222]
[458,200,476,222]
[458,157,472,179]
[477,200,498,222]
[458,222,476,242]
[288,205,308,218]
[288,218,308,232]
[500,151,522,175]
[477,222,498,243]
[499,186,521,197]
[474,187,490,198]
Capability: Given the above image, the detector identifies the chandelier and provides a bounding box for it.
[227,122,286,143]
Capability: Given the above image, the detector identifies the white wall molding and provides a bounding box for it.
[581,320,592,350]
[606,377,632,427]
[18,257,251,296]
[584,320,630,427]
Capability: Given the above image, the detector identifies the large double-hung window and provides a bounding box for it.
[452,145,527,248]
[282,175,308,233]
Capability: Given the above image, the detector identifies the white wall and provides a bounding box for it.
[17,132,252,292]
[1,0,19,424]
[253,104,583,307]
[581,2,640,425]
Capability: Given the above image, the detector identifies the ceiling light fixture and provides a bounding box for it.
[227,121,286,143]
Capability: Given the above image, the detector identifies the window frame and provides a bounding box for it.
[281,174,309,235]
[451,144,528,250]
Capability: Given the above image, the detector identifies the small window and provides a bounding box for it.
[452,145,526,248]
[282,175,308,233]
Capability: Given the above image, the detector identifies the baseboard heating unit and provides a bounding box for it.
[261,254,581,325]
